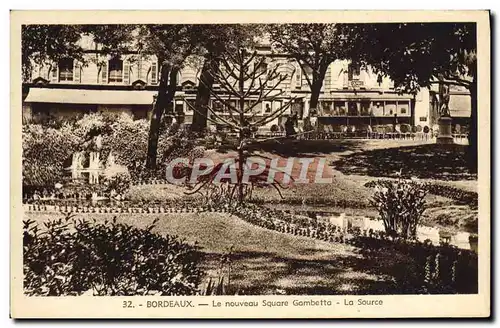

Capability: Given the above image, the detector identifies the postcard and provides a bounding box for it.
[10,10,490,319]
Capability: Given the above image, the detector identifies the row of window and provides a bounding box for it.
[50,58,364,87]
[51,57,159,85]
[318,100,410,117]
[171,98,407,118]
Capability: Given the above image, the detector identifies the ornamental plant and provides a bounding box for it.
[23,215,204,296]
[369,178,427,239]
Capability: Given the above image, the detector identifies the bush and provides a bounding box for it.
[370,178,427,239]
[100,115,150,179]
[23,215,205,296]
[102,172,131,199]
[22,124,79,188]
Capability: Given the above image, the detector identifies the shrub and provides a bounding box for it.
[102,172,131,199]
[23,215,205,296]
[370,178,427,239]
[100,115,150,179]
[22,124,79,188]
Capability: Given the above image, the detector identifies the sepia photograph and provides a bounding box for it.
[10,10,491,319]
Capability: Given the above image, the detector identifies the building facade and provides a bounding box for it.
[22,35,439,131]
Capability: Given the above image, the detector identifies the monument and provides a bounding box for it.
[436,80,455,145]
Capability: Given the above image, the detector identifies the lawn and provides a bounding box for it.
[125,139,478,233]
[24,138,479,294]
[26,211,421,295]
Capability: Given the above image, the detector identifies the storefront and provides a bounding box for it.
[315,93,414,128]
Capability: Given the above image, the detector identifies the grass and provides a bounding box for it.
[333,143,477,181]
[26,211,420,295]
[24,139,479,294]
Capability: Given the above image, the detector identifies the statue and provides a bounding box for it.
[438,76,451,117]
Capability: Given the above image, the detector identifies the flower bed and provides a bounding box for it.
[220,201,477,294]
[424,184,478,208]
[365,180,478,208]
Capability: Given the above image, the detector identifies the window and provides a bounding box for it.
[371,101,384,116]
[360,101,371,116]
[263,101,272,114]
[227,100,237,111]
[420,116,427,122]
[348,62,361,81]
[266,65,276,87]
[58,58,74,82]
[273,101,282,113]
[294,63,302,88]
[137,57,143,80]
[151,62,158,84]
[292,101,304,118]
[108,58,123,83]
[212,100,223,112]
[398,101,409,115]
[334,101,346,116]
[176,100,185,114]
[321,101,333,115]
[257,61,268,75]
[385,101,397,116]
[347,102,359,116]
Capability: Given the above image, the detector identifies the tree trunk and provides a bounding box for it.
[308,67,328,115]
[467,76,478,173]
[191,56,219,133]
[145,62,179,170]
[237,59,245,203]
[410,94,417,126]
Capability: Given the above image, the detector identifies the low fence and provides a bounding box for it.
[23,199,478,294]
[225,202,478,294]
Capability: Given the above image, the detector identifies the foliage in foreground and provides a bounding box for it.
[23,215,204,296]
[22,123,79,187]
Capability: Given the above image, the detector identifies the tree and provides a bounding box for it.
[267,24,359,116]
[189,24,264,133]
[355,23,477,171]
[79,25,136,83]
[137,25,197,169]
[185,47,296,202]
[22,25,83,82]
[22,25,135,83]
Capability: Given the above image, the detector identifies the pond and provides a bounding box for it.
[318,212,476,251]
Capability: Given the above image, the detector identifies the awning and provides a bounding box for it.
[24,88,159,105]
[449,94,471,118]
[323,93,411,101]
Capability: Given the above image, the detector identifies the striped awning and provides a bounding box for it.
[24,88,158,105]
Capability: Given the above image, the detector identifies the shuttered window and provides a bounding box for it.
[108,58,123,83]
[123,60,130,84]
[73,60,80,83]
[348,63,361,81]
[294,62,302,88]
[101,61,108,84]
[58,58,73,82]
[50,63,58,83]
[151,62,158,85]
[137,57,143,80]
